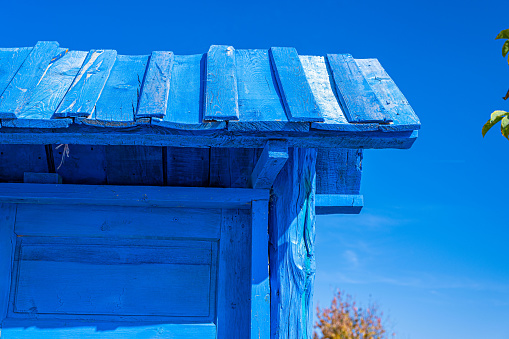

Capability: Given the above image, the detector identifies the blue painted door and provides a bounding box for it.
[0,201,254,338]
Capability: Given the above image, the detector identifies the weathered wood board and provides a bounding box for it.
[269,148,316,339]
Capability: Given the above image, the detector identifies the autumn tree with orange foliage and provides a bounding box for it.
[314,291,393,339]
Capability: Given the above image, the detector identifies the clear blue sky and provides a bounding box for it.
[2,0,508,338]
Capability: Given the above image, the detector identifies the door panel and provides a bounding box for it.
[12,239,215,318]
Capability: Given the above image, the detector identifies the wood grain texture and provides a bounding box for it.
[1,118,72,128]
[154,54,225,130]
[53,144,107,184]
[0,41,59,119]
[105,145,162,185]
[326,54,389,123]
[166,147,210,187]
[0,323,217,338]
[232,49,307,132]
[217,209,251,339]
[54,49,117,117]
[316,148,362,195]
[0,47,32,97]
[269,47,323,122]
[136,51,174,118]
[15,204,221,240]
[0,183,269,209]
[11,237,215,319]
[0,144,48,182]
[355,58,421,130]
[299,55,349,130]
[0,127,419,149]
[94,55,149,123]
[0,203,16,320]
[251,200,270,339]
[269,148,316,339]
[251,140,288,189]
[205,45,239,121]
[210,148,261,188]
[17,50,87,120]
[315,194,363,215]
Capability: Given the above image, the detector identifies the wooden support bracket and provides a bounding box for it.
[315,194,364,215]
[250,140,288,189]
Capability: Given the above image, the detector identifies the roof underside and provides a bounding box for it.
[0,42,420,149]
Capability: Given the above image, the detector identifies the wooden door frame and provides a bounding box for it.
[0,183,270,339]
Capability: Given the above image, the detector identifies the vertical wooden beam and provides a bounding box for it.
[45,144,56,173]
[0,203,16,321]
[251,140,288,189]
[269,148,316,339]
[217,209,251,338]
[251,199,270,338]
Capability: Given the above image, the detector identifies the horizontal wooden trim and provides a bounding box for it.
[315,194,363,215]
[0,127,418,149]
[0,322,217,338]
[0,183,269,209]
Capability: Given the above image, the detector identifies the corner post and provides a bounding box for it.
[269,148,316,339]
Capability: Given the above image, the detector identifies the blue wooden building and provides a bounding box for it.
[0,42,419,338]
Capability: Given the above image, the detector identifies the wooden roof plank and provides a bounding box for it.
[161,54,204,126]
[94,54,149,123]
[154,54,225,130]
[136,51,174,119]
[299,55,350,131]
[0,41,59,119]
[233,49,288,130]
[231,49,308,132]
[326,53,390,123]
[204,45,239,121]
[269,47,323,122]
[0,47,32,97]
[54,49,117,118]
[356,58,420,130]
[17,50,87,120]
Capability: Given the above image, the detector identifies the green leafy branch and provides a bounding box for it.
[482,29,509,139]
[482,110,509,139]
[496,28,509,66]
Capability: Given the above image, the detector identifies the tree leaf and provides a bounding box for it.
[482,110,509,137]
[503,40,509,57]
[495,28,509,40]
[502,116,509,139]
